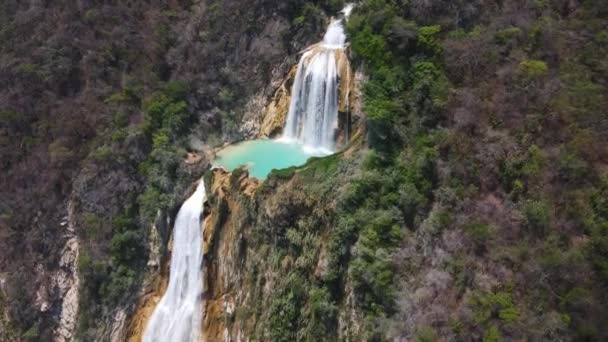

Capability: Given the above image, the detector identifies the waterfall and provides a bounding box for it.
[143,181,206,342]
[282,5,353,152]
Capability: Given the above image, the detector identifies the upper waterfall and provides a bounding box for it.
[282,6,353,153]
[321,18,347,47]
[143,181,206,342]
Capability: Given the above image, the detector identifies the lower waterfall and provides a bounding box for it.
[142,181,206,342]
[282,5,352,152]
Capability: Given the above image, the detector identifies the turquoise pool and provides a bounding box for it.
[213,139,328,179]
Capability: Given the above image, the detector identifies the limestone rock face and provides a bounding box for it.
[198,158,366,341]
[201,168,260,341]
[53,201,80,342]
[110,310,127,342]
[336,48,355,147]
[258,65,299,138]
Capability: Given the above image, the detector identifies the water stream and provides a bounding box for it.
[282,5,353,152]
[142,181,206,342]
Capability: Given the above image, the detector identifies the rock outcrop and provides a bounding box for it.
[201,168,260,341]
[52,200,80,342]
[258,64,299,138]
[198,150,366,341]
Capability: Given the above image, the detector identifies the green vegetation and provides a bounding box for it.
[76,81,197,337]
[465,221,492,254]
[518,59,548,79]
[268,274,305,341]
[138,81,193,222]
[470,291,519,324]
[416,326,437,342]
[250,0,608,340]
[22,322,39,342]
[483,325,502,342]
[340,1,447,330]
[523,199,551,237]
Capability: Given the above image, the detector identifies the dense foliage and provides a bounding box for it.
[76,81,202,338]
[344,0,607,339]
[240,0,608,340]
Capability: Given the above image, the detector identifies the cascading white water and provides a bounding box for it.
[143,181,206,342]
[282,5,353,152]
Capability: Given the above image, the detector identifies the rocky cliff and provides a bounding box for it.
[199,148,366,341]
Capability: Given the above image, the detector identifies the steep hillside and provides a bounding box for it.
[1,0,608,341]
[196,0,608,341]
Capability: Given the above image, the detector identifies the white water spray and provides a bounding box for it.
[143,181,206,342]
[282,5,353,152]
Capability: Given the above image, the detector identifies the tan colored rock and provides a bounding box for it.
[258,65,298,138]
[110,310,127,342]
[201,168,260,341]
[53,200,80,342]
[336,49,353,114]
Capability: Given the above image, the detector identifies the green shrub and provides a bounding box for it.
[519,59,548,79]
[105,88,138,104]
[319,0,345,13]
[162,101,189,134]
[418,25,442,55]
[81,212,101,239]
[269,166,296,180]
[16,63,38,78]
[349,26,389,69]
[495,27,521,45]
[408,61,449,127]
[398,182,425,227]
[304,153,340,177]
[152,132,170,149]
[48,140,73,165]
[450,319,464,336]
[305,287,337,339]
[511,179,524,199]
[465,221,491,253]
[77,249,91,273]
[110,230,144,265]
[350,245,395,312]
[91,145,112,163]
[590,221,608,286]
[292,2,324,26]
[416,326,437,342]
[523,199,551,237]
[521,145,545,178]
[138,186,169,221]
[471,291,519,324]
[22,322,39,342]
[218,87,235,106]
[269,274,305,342]
[483,325,503,342]
[111,128,129,142]
[100,265,136,305]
